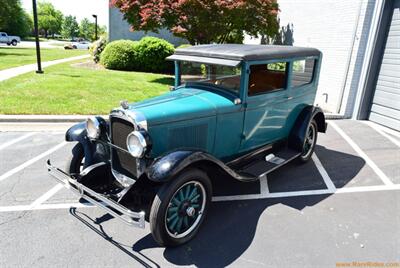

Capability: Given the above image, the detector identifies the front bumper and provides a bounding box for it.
[46,160,145,228]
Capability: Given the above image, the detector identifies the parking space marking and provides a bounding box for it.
[329,121,394,186]
[29,184,63,209]
[312,154,336,191]
[363,121,400,148]
[259,175,269,195]
[0,141,67,182]
[0,184,399,212]
[0,132,35,151]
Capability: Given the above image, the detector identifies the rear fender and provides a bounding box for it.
[288,106,326,151]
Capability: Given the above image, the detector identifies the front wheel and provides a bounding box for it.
[298,119,318,163]
[150,168,212,246]
[11,40,17,46]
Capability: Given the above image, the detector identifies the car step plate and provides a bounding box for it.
[265,154,286,165]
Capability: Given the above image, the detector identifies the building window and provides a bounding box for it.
[291,59,315,87]
[248,62,288,96]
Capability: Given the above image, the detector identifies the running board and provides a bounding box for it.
[239,148,301,178]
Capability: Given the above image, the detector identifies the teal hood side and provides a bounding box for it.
[130,87,237,126]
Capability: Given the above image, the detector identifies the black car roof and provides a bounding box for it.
[170,44,321,61]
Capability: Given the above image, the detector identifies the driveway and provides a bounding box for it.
[0,120,399,267]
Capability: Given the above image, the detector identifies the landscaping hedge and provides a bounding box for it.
[100,37,175,73]
[100,40,138,71]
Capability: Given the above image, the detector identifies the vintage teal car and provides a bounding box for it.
[47,44,326,246]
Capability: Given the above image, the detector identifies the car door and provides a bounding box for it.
[0,33,8,43]
[240,61,291,153]
[285,58,318,132]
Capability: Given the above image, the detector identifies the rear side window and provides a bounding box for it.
[248,62,288,96]
[291,59,315,87]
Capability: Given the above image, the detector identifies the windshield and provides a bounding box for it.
[179,61,241,95]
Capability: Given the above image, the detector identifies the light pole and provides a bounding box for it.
[92,14,98,40]
[32,0,43,73]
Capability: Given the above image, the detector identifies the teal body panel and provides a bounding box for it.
[127,54,322,160]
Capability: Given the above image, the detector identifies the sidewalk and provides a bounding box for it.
[0,54,90,82]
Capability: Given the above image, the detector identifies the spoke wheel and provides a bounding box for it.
[165,181,206,239]
[150,168,211,247]
[299,120,318,162]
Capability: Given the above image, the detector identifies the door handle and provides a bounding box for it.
[287,96,293,100]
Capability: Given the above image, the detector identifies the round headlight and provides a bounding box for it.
[86,117,101,139]
[126,131,147,158]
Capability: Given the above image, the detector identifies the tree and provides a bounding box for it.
[37,1,63,38]
[79,18,107,41]
[110,0,280,45]
[0,0,33,37]
[62,15,79,39]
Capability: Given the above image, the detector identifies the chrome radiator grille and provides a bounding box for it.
[110,116,138,178]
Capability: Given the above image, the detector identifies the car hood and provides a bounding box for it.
[129,87,236,126]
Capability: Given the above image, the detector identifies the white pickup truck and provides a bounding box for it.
[0,32,21,46]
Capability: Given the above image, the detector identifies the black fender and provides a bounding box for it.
[65,122,97,166]
[146,150,256,183]
[288,105,327,151]
[65,119,110,167]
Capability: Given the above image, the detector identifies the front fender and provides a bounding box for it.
[65,122,96,166]
[288,105,326,151]
[146,150,255,183]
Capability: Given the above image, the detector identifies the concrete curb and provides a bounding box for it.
[0,115,107,123]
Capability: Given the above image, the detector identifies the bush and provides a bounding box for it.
[100,40,138,70]
[90,37,108,63]
[134,37,175,73]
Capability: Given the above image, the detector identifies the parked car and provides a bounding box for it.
[64,40,90,50]
[47,44,326,247]
[0,32,21,46]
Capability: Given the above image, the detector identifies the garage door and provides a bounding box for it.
[369,0,400,131]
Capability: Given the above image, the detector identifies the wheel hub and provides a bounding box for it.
[186,206,195,217]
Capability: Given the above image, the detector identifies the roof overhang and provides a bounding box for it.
[166,54,241,67]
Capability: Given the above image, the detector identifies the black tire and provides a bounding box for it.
[7,42,11,46]
[150,168,212,247]
[65,143,85,175]
[11,40,17,46]
[72,45,77,49]
[298,119,318,163]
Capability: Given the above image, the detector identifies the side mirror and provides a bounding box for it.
[169,86,176,91]
[234,98,241,105]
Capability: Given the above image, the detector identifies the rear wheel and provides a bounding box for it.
[65,143,85,175]
[298,119,317,163]
[11,40,17,46]
[150,168,212,246]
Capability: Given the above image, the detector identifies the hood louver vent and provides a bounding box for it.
[168,124,208,150]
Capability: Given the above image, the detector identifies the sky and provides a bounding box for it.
[21,0,109,28]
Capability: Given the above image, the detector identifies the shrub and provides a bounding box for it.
[100,40,138,70]
[134,37,175,73]
[90,37,108,63]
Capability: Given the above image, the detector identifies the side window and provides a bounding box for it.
[248,62,288,96]
[1,33,6,37]
[291,59,315,87]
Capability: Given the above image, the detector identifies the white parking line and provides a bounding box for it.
[0,184,399,212]
[29,184,63,209]
[0,132,35,151]
[312,154,336,191]
[0,141,67,182]
[363,121,400,148]
[329,121,394,186]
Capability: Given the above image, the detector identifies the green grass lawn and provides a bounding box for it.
[0,59,173,114]
[0,47,89,70]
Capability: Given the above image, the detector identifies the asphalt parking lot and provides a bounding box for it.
[0,120,399,267]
